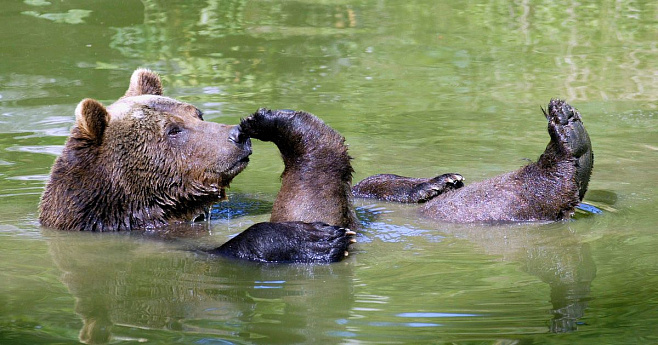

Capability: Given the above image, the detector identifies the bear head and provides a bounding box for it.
[39,69,251,231]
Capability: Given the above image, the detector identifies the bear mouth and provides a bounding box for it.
[224,155,250,177]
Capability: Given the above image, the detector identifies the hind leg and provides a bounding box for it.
[421,99,593,223]
[541,99,593,200]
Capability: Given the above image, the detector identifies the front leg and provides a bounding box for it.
[353,173,464,203]
[238,109,357,229]
[209,222,356,263]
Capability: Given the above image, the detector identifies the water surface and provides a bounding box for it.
[1,1,657,344]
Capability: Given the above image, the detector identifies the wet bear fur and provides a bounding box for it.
[39,69,252,231]
[238,109,359,230]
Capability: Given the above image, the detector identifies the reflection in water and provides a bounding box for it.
[434,221,596,334]
[524,234,595,333]
[46,230,355,344]
[210,194,273,220]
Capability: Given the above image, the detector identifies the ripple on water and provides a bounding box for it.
[5,174,50,181]
[6,145,64,156]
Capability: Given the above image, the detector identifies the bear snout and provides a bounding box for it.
[227,125,252,155]
[228,125,250,145]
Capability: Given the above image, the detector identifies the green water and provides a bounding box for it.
[1,1,657,344]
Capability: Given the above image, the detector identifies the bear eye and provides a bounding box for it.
[167,125,183,137]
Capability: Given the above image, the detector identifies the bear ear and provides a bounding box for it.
[124,68,163,97]
[75,98,109,144]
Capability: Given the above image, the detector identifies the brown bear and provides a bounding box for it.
[39,68,354,263]
[353,99,594,222]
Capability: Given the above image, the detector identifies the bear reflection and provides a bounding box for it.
[437,220,596,334]
[522,228,595,333]
[46,229,355,344]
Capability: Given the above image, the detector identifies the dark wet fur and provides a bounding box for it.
[353,173,464,203]
[209,222,355,263]
[239,109,358,229]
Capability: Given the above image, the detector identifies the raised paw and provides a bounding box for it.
[209,221,356,263]
[542,99,591,158]
[541,99,593,200]
[238,108,320,143]
[237,108,284,142]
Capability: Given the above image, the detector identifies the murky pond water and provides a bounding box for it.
[1,1,657,344]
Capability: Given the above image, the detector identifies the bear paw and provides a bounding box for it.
[541,99,593,200]
[210,221,356,263]
[411,173,465,202]
[543,99,591,158]
[238,108,302,142]
[353,173,464,203]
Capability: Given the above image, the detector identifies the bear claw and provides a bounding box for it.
[410,173,465,202]
[443,174,464,185]
[353,172,465,203]
[211,221,356,263]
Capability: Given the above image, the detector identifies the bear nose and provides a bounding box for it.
[228,125,250,147]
